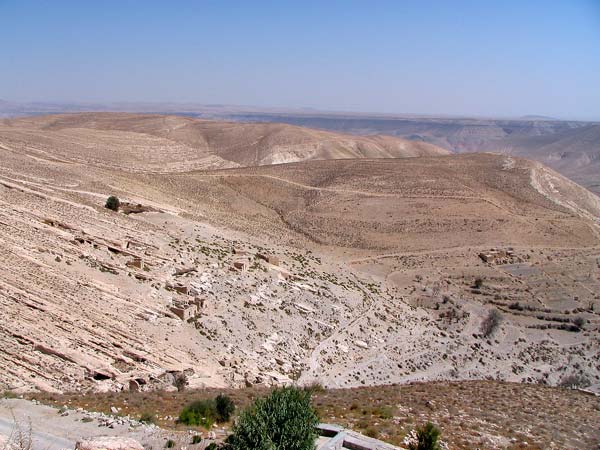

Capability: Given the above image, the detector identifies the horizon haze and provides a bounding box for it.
[1,0,600,120]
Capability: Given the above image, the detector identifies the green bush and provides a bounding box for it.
[179,395,236,427]
[215,394,235,422]
[179,399,216,427]
[191,435,202,444]
[364,427,379,438]
[165,440,175,448]
[226,386,319,450]
[409,422,441,450]
[139,411,156,424]
[105,195,120,211]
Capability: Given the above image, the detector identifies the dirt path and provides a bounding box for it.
[0,399,167,450]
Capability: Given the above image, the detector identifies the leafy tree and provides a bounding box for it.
[105,195,120,211]
[409,422,441,450]
[215,394,236,422]
[226,386,319,450]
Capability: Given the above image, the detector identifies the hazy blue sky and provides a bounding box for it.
[1,0,599,119]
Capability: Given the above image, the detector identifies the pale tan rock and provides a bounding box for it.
[75,437,144,450]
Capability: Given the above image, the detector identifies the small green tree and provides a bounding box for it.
[226,386,319,450]
[215,394,235,422]
[409,422,441,450]
[105,195,120,211]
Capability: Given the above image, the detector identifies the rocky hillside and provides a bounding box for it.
[0,114,599,395]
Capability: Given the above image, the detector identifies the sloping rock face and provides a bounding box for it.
[0,114,599,394]
[76,437,144,450]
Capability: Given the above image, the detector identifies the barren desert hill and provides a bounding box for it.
[219,112,600,195]
[0,113,449,172]
[1,116,600,396]
[151,153,600,252]
[486,123,600,193]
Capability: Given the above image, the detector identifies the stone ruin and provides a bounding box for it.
[233,259,249,271]
[169,296,205,321]
[478,248,522,265]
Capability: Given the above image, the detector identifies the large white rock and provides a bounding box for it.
[75,437,144,450]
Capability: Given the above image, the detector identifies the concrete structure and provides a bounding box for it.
[316,424,405,450]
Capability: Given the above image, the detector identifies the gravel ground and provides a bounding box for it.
[0,399,180,450]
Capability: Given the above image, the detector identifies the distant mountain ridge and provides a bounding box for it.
[213,112,600,195]
[1,113,448,172]
[1,101,598,194]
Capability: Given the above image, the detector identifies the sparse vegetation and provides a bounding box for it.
[105,195,120,211]
[573,316,586,330]
[28,380,600,450]
[226,386,319,450]
[508,301,523,311]
[408,422,441,450]
[558,373,591,389]
[2,390,17,399]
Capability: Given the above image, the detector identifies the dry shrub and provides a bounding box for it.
[480,309,502,338]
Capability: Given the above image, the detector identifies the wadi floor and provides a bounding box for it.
[26,381,600,450]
